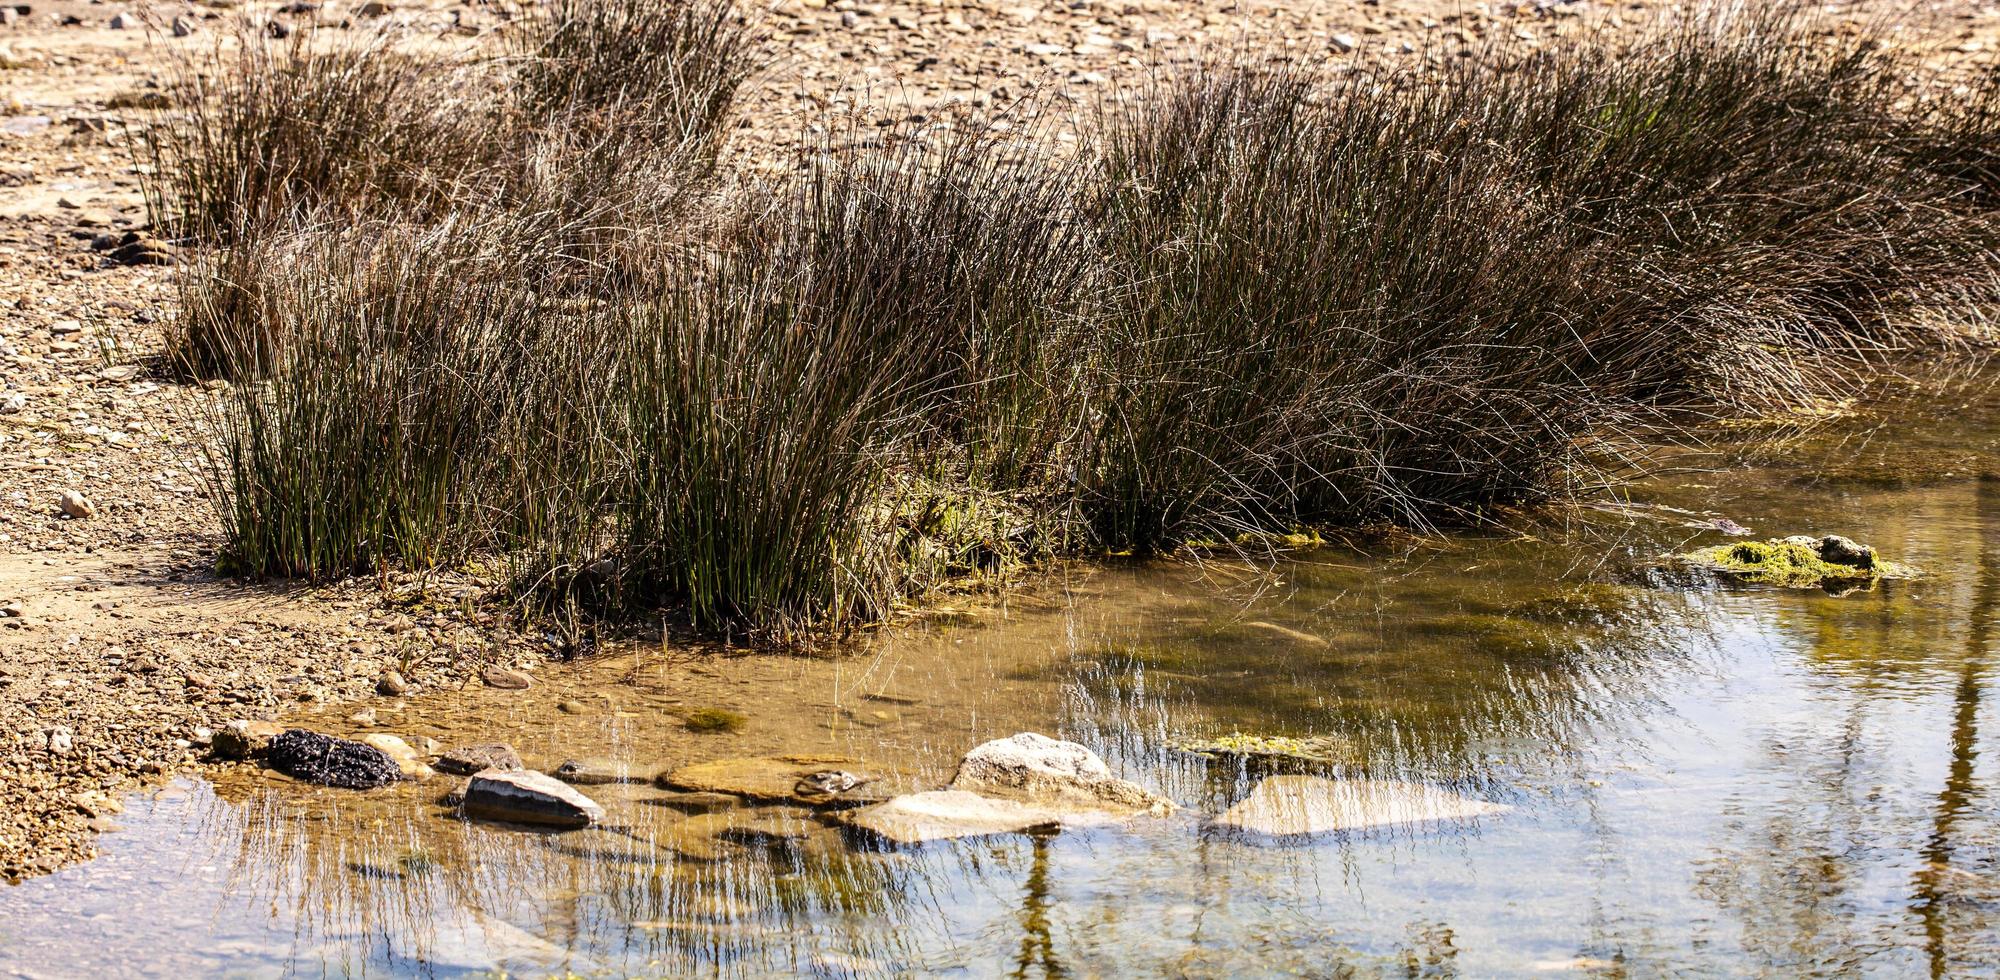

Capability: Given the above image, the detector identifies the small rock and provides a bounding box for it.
[360,734,433,779]
[107,10,136,29]
[436,742,523,775]
[105,232,175,266]
[264,729,405,789]
[357,1,392,15]
[552,758,641,785]
[375,670,409,696]
[481,665,532,690]
[212,719,285,759]
[1,394,25,414]
[46,726,74,755]
[56,489,95,519]
[557,699,589,715]
[170,15,194,36]
[1211,775,1509,837]
[462,768,603,829]
[1331,33,1357,52]
[0,602,23,618]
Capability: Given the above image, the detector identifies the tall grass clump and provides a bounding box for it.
[513,0,760,157]
[142,31,502,244]
[610,121,1091,633]
[1490,7,2000,407]
[200,220,534,578]
[1083,65,1639,551]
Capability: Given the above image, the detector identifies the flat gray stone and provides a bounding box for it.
[463,769,603,829]
[1212,775,1508,837]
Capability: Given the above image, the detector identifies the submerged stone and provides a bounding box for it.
[463,769,604,829]
[264,730,405,789]
[648,791,743,815]
[552,757,644,786]
[1212,775,1509,837]
[657,755,893,808]
[436,743,524,776]
[1170,732,1359,766]
[1678,535,1910,589]
[659,808,820,860]
[950,732,1174,815]
[841,790,1087,844]
[682,707,748,734]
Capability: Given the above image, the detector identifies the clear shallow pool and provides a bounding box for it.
[2,373,1997,978]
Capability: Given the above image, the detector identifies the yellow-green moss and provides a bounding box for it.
[1170,732,1354,763]
[1679,538,1910,589]
[682,707,747,734]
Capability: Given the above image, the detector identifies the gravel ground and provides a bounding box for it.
[2,0,1995,880]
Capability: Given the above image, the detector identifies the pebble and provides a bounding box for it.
[376,670,410,696]
[56,490,95,519]
[481,665,532,689]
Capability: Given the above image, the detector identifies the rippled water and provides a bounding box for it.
[2,372,1998,978]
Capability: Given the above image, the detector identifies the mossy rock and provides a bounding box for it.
[1170,732,1359,766]
[1677,535,1912,589]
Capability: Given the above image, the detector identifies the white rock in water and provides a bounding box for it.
[463,768,603,829]
[842,790,1109,844]
[951,732,1173,815]
[1213,775,1508,837]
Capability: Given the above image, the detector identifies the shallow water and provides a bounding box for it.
[3,373,1999,978]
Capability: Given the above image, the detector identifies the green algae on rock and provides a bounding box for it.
[1677,535,1911,589]
[1169,732,1359,766]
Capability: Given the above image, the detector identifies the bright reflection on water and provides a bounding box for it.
[2,374,1999,978]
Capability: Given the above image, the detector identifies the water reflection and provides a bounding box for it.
[1,374,1997,976]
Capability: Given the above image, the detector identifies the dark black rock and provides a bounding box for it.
[265,729,404,789]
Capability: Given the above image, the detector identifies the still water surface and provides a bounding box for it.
[1,374,1997,978]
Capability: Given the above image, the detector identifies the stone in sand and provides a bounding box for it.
[212,719,285,759]
[265,729,404,789]
[1212,775,1508,836]
[436,742,523,776]
[56,489,94,519]
[950,732,1173,815]
[462,769,603,829]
